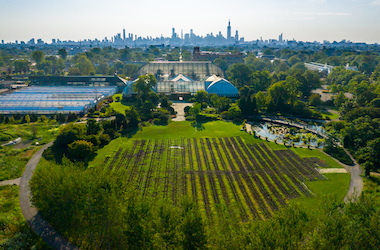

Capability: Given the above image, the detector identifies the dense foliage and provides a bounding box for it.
[30,156,380,249]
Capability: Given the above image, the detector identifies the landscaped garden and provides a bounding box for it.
[29,120,353,249]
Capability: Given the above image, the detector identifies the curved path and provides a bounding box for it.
[19,141,79,250]
[342,148,363,202]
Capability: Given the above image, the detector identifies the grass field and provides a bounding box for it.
[109,94,130,114]
[89,121,350,218]
[0,122,60,181]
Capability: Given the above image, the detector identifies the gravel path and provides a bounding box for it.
[0,177,21,186]
[19,141,79,250]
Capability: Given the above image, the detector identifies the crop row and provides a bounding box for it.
[102,137,327,221]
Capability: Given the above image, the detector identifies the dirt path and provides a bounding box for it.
[0,177,21,186]
[19,141,80,250]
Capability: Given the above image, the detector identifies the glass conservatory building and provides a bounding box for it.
[136,61,225,81]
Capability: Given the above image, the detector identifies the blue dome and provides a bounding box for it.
[206,79,239,97]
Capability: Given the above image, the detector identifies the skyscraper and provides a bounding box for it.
[227,19,231,39]
[123,28,126,41]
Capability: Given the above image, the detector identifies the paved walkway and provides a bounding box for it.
[342,148,363,202]
[0,177,21,186]
[19,141,79,250]
[172,102,192,122]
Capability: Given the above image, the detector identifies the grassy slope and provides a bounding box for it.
[290,173,350,213]
[89,120,350,213]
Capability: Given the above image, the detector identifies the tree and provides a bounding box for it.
[67,113,78,123]
[119,48,131,62]
[181,198,207,250]
[13,59,30,73]
[22,115,30,123]
[226,63,253,89]
[75,55,95,75]
[266,81,289,113]
[96,61,109,75]
[228,105,242,120]
[194,90,209,104]
[87,119,101,135]
[125,107,141,129]
[213,58,228,72]
[256,91,266,111]
[334,92,346,108]
[133,74,157,105]
[58,48,67,60]
[54,123,86,152]
[309,93,322,106]
[31,51,44,65]
[67,140,94,161]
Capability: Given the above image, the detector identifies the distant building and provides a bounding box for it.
[29,75,128,91]
[192,47,244,65]
[227,19,231,39]
[304,62,358,75]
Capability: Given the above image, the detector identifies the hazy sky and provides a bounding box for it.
[1,0,380,43]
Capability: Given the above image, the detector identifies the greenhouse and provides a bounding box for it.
[136,61,225,81]
[0,86,117,115]
[123,73,238,98]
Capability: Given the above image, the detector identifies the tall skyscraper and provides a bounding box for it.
[235,30,239,41]
[123,28,126,41]
[227,19,231,39]
[172,28,176,39]
[279,33,283,42]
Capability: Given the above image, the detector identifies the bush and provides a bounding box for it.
[99,134,111,146]
[67,140,94,161]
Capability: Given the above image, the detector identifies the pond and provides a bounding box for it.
[250,122,325,148]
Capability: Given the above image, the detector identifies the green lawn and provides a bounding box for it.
[109,94,130,114]
[290,173,350,213]
[0,122,60,181]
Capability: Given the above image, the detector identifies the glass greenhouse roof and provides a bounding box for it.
[0,86,117,114]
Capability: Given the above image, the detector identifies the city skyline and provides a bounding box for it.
[1,0,380,44]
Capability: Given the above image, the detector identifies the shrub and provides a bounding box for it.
[99,133,111,146]
[67,140,94,161]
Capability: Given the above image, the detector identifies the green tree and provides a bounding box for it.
[58,48,67,60]
[75,55,95,75]
[226,63,253,89]
[125,106,141,129]
[194,90,209,104]
[334,92,346,108]
[31,50,44,65]
[67,140,94,161]
[266,81,289,113]
[13,59,30,73]
[96,61,109,75]
[87,119,101,135]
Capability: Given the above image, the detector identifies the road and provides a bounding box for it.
[19,141,79,250]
